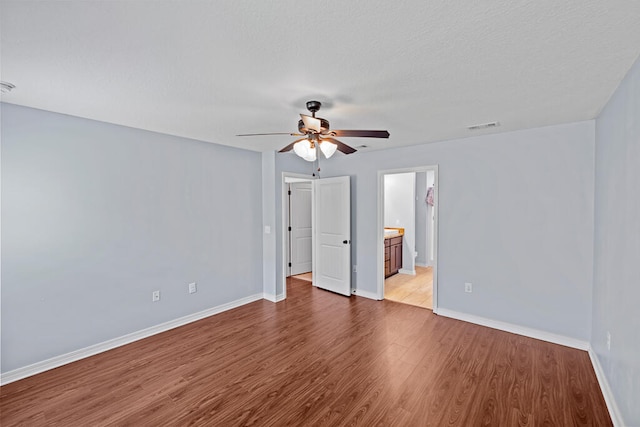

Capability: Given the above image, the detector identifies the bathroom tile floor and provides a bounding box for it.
[385,266,433,309]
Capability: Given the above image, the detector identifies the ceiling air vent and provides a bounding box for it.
[467,121,499,131]
[0,81,16,93]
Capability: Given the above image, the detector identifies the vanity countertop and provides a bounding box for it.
[384,227,404,239]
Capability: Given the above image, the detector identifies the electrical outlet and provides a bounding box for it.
[189,282,197,294]
[606,331,611,351]
[152,290,160,302]
[465,282,473,293]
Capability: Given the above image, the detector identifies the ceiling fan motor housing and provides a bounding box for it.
[298,117,330,134]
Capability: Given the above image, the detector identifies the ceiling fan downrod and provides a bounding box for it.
[306,100,322,117]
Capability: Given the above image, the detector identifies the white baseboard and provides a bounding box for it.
[352,288,381,300]
[588,347,624,427]
[436,308,589,350]
[398,268,416,276]
[2,294,623,425]
[263,293,285,302]
[414,307,621,424]
[0,293,264,386]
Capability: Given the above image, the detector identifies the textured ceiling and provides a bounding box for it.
[1,0,640,153]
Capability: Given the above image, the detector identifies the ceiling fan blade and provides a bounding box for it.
[237,132,303,137]
[329,129,390,138]
[323,137,357,155]
[300,114,322,133]
[279,137,307,153]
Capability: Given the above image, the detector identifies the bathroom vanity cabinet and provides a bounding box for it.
[385,235,403,278]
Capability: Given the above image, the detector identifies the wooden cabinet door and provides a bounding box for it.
[393,243,402,272]
[384,236,403,278]
[385,246,391,277]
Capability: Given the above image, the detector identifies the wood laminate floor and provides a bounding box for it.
[385,266,433,309]
[1,278,611,426]
[292,272,312,282]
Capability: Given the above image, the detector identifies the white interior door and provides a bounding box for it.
[290,182,312,275]
[313,176,351,296]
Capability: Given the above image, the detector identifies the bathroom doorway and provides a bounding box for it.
[378,166,438,311]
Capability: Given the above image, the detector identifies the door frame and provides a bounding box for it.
[377,165,439,312]
[281,172,315,300]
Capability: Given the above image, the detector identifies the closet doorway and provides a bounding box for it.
[284,175,314,288]
[378,166,438,311]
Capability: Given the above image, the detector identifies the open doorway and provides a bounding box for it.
[378,166,438,311]
[288,181,312,279]
[282,174,314,298]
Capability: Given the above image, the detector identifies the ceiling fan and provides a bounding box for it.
[237,100,390,161]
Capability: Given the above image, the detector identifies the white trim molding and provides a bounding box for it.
[0,293,264,386]
[436,308,589,350]
[588,348,624,427]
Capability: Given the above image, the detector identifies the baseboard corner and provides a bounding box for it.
[436,308,589,350]
[587,347,624,426]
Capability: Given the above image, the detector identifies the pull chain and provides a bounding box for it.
[312,151,321,178]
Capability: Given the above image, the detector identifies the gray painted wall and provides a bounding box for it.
[276,121,595,340]
[1,104,263,373]
[426,171,436,266]
[416,170,436,267]
[593,55,640,425]
[415,172,428,266]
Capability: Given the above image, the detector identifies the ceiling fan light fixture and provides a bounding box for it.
[302,147,317,162]
[238,100,389,159]
[320,140,337,159]
[293,139,316,162]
